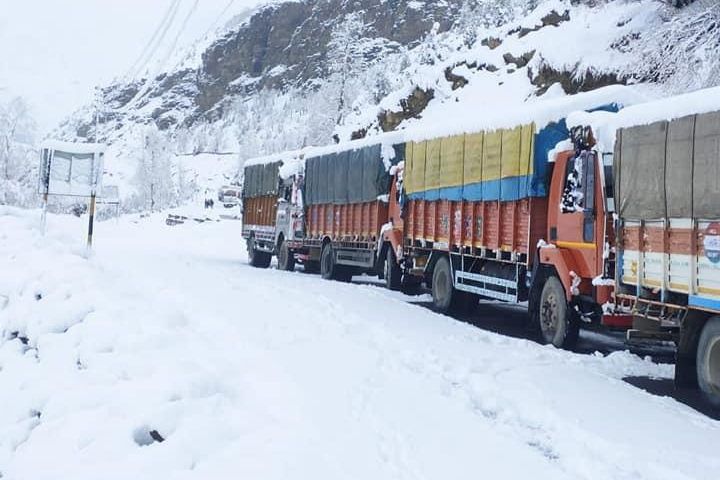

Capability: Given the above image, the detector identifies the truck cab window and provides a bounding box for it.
[561,152,595,215]
[561,157,583,213]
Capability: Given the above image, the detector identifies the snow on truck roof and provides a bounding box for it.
[41,140,107,155]
[243,84,655,172]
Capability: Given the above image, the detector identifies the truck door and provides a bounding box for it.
[549,151,602,279]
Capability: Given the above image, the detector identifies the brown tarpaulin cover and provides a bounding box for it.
[615,111,720,219]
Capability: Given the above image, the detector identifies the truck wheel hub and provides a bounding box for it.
[541,294,558,334]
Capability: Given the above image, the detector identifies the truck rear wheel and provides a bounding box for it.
[385,247,401,291]
[320,243,335,280]
[696,316,720,408]
[431,256,466,313]
[321,243,353,282]
[247,237,271,269]
[539,276,579,349]
[277,239,295,271]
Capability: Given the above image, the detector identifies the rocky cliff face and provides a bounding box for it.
[198,0,462,112]
[70,0,465,140]
[62,0,719,153]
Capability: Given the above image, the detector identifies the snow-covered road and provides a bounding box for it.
[0,206,718,480]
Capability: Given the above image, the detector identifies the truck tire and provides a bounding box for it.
[320,243,335,280]
[320,243,353,282]
[431,256,464,313]
[247,237,271,269]
[277,239,295,271]
[696,316,720,409]
[539,276,579,349]
[385,247,402,291]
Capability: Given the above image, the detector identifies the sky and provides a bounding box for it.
[0,0,269,134]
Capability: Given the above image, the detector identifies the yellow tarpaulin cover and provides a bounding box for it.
[482,130,502,182]
[412,141,427,194]
[501,126,522,178]
[425,138,441,191]
[404,142,414,193]
[439,134,464,189]
[464,132,484,185]
[520,123,535,176]
[403,123,535,196]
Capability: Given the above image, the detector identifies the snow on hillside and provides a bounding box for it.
[340,0,667,140]
[1,206,719,479]
[0,0,269,133]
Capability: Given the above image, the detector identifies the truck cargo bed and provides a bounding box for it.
[620,219,720,310]
[306,201,388,244]
[242,195,278,230]
[405,197,547,265]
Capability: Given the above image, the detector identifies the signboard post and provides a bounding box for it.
[38,141,106,251]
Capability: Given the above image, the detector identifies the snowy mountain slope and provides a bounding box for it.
[61,1,717,170]
[0,0,269,134]
[339,0,667,139]
[0,206,718,479]
[5,0,718,213]
[59,0,470,144]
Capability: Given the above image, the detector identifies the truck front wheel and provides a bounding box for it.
[696,316,720,408]
[385,247,402,291]
[277,239,295,271]
[539,276,579,349]
[432,256,471,313]
[247,237,271,269]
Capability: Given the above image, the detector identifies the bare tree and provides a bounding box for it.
[631,1,720,91]
[326,13,371,124]
[133,125,178,212]
[0,97,36,180]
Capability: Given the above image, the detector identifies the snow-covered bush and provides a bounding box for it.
[631,0,720,91]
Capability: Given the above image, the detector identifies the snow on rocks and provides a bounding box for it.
[0,206,719,480]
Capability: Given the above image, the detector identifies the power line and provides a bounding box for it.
[124,0,181,80]
[202,0,238,40]
[123,0,188,110]
[157,0,200,74]
[125,0,184,80]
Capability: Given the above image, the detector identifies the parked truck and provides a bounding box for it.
[612,111,720,407]
[242,144,401,278]
[241,103,720,407]
[378,118,629,352]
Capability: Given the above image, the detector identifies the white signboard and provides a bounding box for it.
[38,141,105,197]
[99,185,120,204]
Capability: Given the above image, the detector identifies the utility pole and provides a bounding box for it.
[87,86,101,252]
